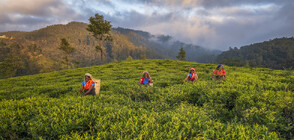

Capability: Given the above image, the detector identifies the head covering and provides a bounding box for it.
[216,64,223,69]
[190,67,195,70]
[142,71,150,77]
[85,73,93,80]
[84,73,98,88]
[143,71,148,74]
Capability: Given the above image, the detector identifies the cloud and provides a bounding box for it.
[0,0,293,50]
[0,0,76,16]
[136,0,288,9]
[109,0,294,50]
[0,0,81,31]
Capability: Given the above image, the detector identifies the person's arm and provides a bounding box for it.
[212,70,216,80]
[77,85,84,94]
[149,77,153,83]
[212,73,216,80]
[223,74,227,80]
[213,70,217,76]
[194,74,198,81]
[139,78,142,85]
[223,75,227,80]
[184,75,189,82]
[82,85,94,96]
[222,70,226,80]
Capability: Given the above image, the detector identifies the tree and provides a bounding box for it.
[176,46,186,61]
[0,54,24,78]
[126,56,133,61]
[87,14,112,64]
[58,38,75,69]
[140,54,146,60]
[95,45,103,63]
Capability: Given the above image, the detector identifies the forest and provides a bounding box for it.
[0,22,218,79]
[0,22,162,78]
[217,37,294,69]
[1,21,293,79]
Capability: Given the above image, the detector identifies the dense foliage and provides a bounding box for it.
[87,14,112,63]
[58,38,76,69]
[0,22,163,78]
[0,59,293,139]
[114,27,221,63]
[176,46,186,61]
[0,42,44,78]
[217,37,294,69]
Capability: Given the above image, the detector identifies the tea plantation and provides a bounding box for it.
[0,59,293,139]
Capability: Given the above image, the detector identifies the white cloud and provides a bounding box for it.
[0,0,61,15]
[0,0,293,50]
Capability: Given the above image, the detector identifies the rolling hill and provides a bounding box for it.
[0,59,293,139]
[0,22,219,78]
[217,37,294,69]
[114,27,221,63]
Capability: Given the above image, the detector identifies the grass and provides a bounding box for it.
[0,59,293,139]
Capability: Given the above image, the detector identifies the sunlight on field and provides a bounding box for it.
[0,59,293,139]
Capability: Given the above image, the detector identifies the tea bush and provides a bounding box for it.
[0,59,293,139]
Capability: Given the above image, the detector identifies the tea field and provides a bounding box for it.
[0,59,293,139]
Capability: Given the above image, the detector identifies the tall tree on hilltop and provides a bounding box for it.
[176,45,186,61]
[87,14,112,64]
[58,38,75,69]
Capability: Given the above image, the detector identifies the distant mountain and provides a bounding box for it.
[217,37,294,69]
[0,22,163,78]
[0,21,219,78]
[114,27,221,63]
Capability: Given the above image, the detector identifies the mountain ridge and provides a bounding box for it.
[0,21,219,78]
[1,21,293,79]
[217,37,294,69]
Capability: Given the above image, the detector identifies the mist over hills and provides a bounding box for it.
[0,21,293,78]
[114,27,221,63]
[0,21,219,78]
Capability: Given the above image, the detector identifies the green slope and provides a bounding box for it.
[0,59,293,139]
[0,22,164,78]
[217,37,294,69]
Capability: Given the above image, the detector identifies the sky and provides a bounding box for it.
[0,0,293,50]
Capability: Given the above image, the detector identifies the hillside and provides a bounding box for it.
[0,22,218,78]
[217,37,294,69]
[0,59,293,139]
[115,27,221,63]
[0,22,163,78]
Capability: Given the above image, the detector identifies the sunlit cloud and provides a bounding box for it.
[0,0,293,50]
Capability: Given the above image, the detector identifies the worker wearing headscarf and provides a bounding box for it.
[77,73,96,96]
[212,64,226,80]
[139,71,153,86]
[184,67,198,82]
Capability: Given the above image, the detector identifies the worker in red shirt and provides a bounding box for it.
[212,64,227,81]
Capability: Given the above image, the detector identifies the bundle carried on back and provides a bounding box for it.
[93,79,101,95]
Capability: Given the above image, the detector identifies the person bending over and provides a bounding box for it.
[77,73,96,96]
[184,67,198,82]
[139,71,153,87]
[212,64,227,81]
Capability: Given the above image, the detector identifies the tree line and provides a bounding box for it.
[217,37,294,69]
[0,14,162,79]
[1,14,293,78]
